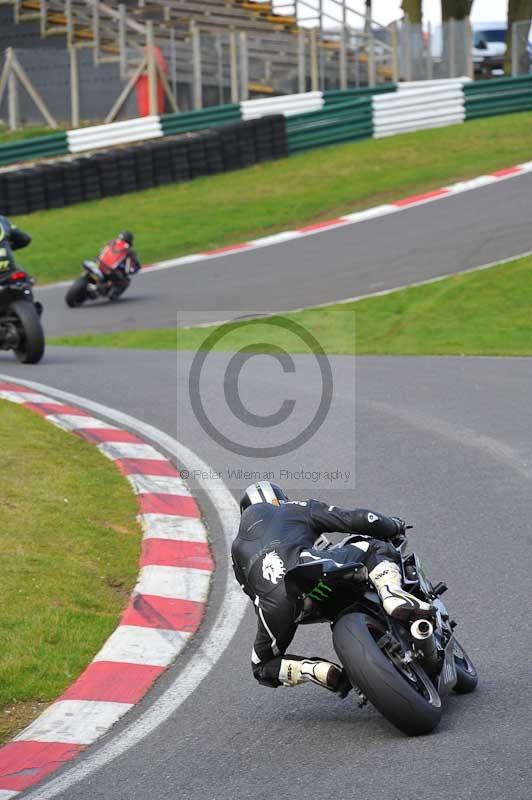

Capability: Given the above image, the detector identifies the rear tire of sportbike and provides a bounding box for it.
[452,638,478,694]
[65,275,89,308]
[9,300,45,364]
[333,612,442,736]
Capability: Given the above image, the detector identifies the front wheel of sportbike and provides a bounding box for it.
[65,275,89,308]
[452,639,478,694]
[333,612,442,736]
[9,300,45,364]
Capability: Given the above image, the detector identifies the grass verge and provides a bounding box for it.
[50,254,532,356]
[0,402,141,744]
[0,125,66,144]
[12,110,532,286]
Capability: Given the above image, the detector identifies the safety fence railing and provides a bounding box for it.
[286,96,372,153]
[160,104,242,135]
[0,84,382,166]
[323,84,397,104]
[241,92,324,120]
[372,79,466,139]
[66,117,163,154]
[2,75,532,184]
[0,132,70,167]
[463,74,532,120]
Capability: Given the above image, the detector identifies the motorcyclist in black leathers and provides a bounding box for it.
[0,215,31,274]
[232,481,433,697]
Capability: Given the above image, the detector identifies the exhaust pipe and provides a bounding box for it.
[410,619,438,671]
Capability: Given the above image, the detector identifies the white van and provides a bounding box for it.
[472,24,507,77]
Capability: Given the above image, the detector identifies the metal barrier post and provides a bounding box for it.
[39,0,46,39]
[147,20,158,115]
[190,20,202,109]
[426,21,433,79]
[240,31,249,100]
[339,2,347,90]
[65,0,73,46]
[310,27,319,91]
[216,34,224,104]
[391,21,399,83]
[118,3,127,79]
[512,21,518,76]
[170,27,177,103]
[449,18,456,78]
[229,29,238,102]
[92,0,100,65]
[405,19,412,81]
[298,27,305,93]
[466,17,473,79]
[69,45,80,127]
[8,57,18,130]
[368,33,376,86]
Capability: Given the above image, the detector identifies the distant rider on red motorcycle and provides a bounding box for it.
[98,231,140,301]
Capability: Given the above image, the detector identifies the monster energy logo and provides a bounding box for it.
[308,580,333,602]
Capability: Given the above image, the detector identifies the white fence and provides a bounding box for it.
[372,79,467,138]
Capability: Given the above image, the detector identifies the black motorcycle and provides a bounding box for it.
[65,260,128,308]
[285,530,477,736]
[0,269,45,364]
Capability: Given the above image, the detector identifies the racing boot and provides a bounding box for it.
[369,561,434,621]
[279,657,351,697]
[109,273,130,301]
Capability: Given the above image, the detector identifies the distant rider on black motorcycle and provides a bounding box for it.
[232,481,433,698]
[0,214,32,273]
[97,231,140,301]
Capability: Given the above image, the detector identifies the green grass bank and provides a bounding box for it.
[0,402,141,744]
[50,254,532,357]
[12,110,532,286]
[0,125,66,144]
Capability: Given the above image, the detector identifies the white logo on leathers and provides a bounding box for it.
[262,551,286,584]
[367,513,379,523]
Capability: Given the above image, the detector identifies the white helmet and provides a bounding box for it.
[239,481,290,514]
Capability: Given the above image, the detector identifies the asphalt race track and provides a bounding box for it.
[37,171,532,336]
[2,173,532,800]
[1,351,531,800]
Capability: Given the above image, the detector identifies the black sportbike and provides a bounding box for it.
[0,269,44,364]
[285,530,477,736]
[65,261,128,307]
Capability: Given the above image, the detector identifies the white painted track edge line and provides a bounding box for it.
[0,377,245,800]
[172,248,532,332]
[35,162,532,290]
[282,248,532,315]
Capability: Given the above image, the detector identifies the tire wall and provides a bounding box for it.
[0,116,288,216]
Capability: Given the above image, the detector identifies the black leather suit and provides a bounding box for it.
[0,215,31,273]
[231,500,401,688]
